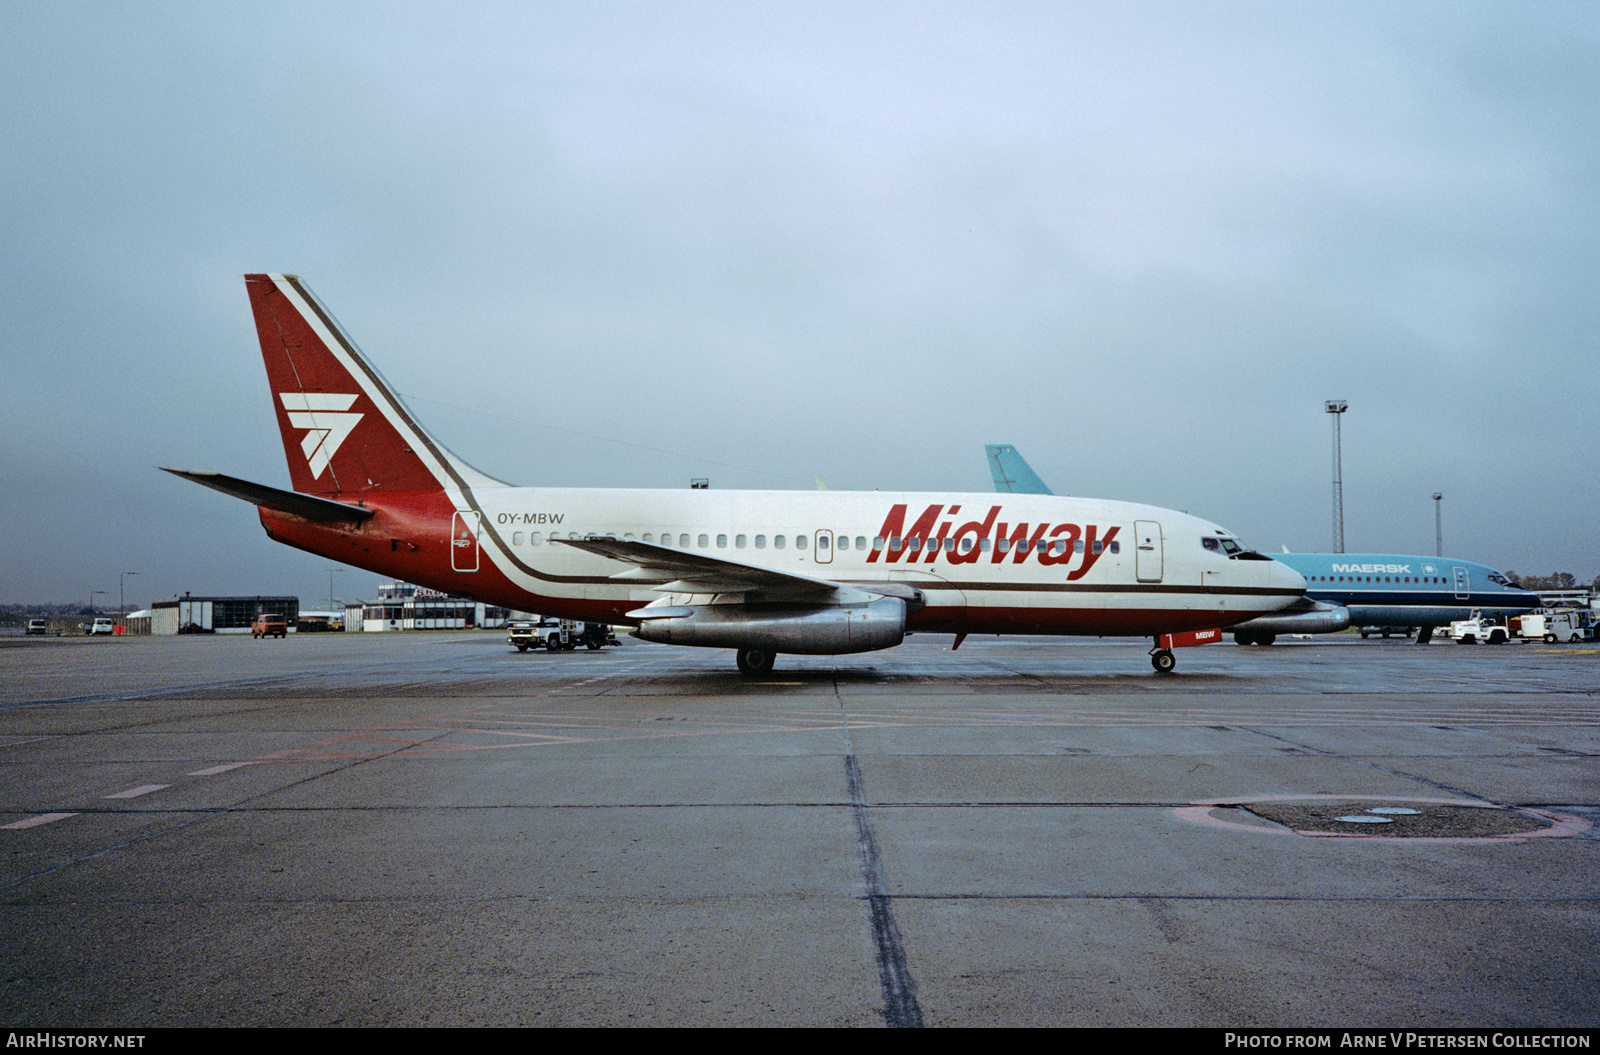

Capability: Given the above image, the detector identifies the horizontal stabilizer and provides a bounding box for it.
[162,469,375,522]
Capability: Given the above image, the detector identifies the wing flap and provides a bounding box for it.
[554,537,852,597]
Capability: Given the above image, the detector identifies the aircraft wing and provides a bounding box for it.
[555,537,861,597]
[163,469,376,522]
[986,444,1053,495]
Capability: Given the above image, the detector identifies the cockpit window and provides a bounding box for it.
[1202,537,1221,552]
[1203,536,1245,555]
[1487,572,1511,587]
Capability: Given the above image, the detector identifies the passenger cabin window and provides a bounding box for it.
[679,534,690,547]
[796,536,807,550]
[735,535,747,549]
[775,536,786,550]
[755,535,766,549]
[698,534,709,548]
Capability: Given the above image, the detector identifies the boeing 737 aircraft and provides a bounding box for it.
[1226,553,1538,645]
[164,275,1305,674]
[983,445,1538,644]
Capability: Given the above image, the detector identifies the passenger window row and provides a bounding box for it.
[506,530,872,551]
[504,529,1120,558]
[1311,576,1445,584]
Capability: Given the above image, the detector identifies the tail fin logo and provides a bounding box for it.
[280,393,363,480]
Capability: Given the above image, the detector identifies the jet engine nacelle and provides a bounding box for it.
[1228,604,1351,636]
[633,596,908,655]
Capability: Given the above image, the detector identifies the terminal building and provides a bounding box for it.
[343,581,514,632]
[149,595,300,635]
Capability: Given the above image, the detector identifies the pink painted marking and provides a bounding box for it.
[3,813,79,830]
[105,784,171,799]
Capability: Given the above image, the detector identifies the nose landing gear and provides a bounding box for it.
[1150,646,1176,674]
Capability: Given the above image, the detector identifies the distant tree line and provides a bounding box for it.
[0,602,107,628]
[1502,571,1600,592]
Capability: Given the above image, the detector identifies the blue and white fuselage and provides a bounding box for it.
[1229,553,1540,643]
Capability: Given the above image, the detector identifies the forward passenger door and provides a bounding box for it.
[1134,521,1163,583]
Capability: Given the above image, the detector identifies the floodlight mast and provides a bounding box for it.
[1326,400,1348,553]
[1433,492,1443,557]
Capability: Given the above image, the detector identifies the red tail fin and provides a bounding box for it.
[245,274,504,496]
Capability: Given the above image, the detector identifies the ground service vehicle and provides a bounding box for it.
[164,274,1306,675]
[507,620,539,651]
[84,617,116,636]
[25,619,48,636]
[1449,611,1511,644]
[1519,610,1591,644]
[251,615,288,638]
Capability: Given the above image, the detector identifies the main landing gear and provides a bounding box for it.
[736,648,776,675]
[1149,645,1176,674]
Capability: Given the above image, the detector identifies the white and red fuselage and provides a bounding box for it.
[260,486,1303,638]
[169,274,1305,670]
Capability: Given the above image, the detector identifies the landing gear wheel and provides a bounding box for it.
[1151,649,1176,674]
[1257,633,1276,646]
[1233,632,1254,645]
[736,648,776,675]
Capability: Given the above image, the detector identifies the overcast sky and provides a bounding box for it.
[2,0,1595,610]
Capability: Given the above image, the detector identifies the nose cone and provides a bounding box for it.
[1270,558,1309,599]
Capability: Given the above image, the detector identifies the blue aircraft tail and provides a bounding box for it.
[985,444,1053,495]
